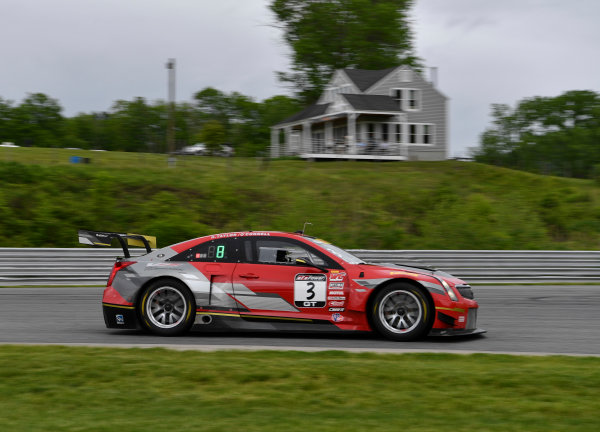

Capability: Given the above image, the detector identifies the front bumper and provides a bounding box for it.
[430,305,485,336]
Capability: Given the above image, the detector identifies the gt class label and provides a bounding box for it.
[294,274,327,308]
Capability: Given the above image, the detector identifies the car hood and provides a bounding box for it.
[359,262,466,285]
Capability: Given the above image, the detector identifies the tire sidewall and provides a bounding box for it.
[139,279,195,336]
[370,282,433,341]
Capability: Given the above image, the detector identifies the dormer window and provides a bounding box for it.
[408,89,420,110]
[391,88,421,111]
[392,89,404,108]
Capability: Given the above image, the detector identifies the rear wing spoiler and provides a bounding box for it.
[78,230,156,258]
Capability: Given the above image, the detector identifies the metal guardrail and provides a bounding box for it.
[1,248,599,285]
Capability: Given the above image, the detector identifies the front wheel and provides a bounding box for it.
[139,279,195,336]
[370,283,433,341]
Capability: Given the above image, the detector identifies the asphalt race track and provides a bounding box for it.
[1,285,599,356]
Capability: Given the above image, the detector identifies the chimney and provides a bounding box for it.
[429,67,438,87]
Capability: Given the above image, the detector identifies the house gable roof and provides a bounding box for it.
[342,67,398,92]
[342,94,401,112]
[275,102,330,126]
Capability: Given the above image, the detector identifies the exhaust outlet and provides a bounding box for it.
[198,314,213,325]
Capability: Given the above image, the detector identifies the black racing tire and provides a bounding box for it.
[370,282,433,341]
[139,279,195,336]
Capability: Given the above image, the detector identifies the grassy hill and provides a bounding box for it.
[1,146,600,249]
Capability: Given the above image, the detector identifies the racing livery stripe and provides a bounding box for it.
[103,285,133,306]
[435,306,466,313]
[102,302,135,310]
[232,294,300,313]
[352,278,390,289]
[195,311,312,322]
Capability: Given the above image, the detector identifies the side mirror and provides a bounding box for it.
[295,257,329,273]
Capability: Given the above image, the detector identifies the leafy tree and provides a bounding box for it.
[11,93,64,147]
[107,97,165,152]
[197,120,226,154]
[236,95,302,156]
[270,0,420,103]
[474,91,600,178]
[194,87,301,156]
[0,98,16,143]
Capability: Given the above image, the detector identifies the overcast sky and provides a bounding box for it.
[1,0,599,156]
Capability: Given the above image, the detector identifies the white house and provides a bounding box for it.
[270,65,448,161]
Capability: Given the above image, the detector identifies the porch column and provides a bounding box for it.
[270,127,279,158]
[302,121,311,154]
[284,127,292,156]
[325,121,333,152]
[347,113,357,155]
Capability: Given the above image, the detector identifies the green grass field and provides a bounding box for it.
[0,346,598,431]
[2,149,599,430]
[2,146,600,250]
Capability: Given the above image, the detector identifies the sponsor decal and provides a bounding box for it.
[296,274,328,281]
[458,316,466,323]
[210,232,271,239]
[294,273,327,308]
[327,296,346,301]
[329,271,346,282]
[329,282,344,289]
[329,307,345,312]
[328,290,344,296]
[115,314,125,325]
[331,313,344,322]
[329,301,345,307]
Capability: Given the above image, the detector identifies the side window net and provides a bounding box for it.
[255,240,327,266]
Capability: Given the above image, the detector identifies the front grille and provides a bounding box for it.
[466,308,478,330]
[456,284,474,299]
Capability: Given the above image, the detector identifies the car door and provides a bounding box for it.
[170,236,242,312]
[231,236,346,321]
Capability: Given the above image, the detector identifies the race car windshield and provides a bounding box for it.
[306,238,366,265]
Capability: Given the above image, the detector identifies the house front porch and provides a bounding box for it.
[297,138,408,161]
[271,111,411,161]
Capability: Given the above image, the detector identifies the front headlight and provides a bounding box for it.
[440,279,458,301]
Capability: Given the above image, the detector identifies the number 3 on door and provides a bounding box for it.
[294,274,327,308]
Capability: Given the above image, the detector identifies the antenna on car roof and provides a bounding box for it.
[301,221,312,235]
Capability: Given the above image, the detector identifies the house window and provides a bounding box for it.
[408,90,420,110]
[382,123,389,142]
[392,89,403,108]
[409,125,417,144]
[395,124,403,144]
[407,124,435,145]
[333,125,347,142]
[367,123,376,142]
[423,125,431,144]
[391,88,421,111]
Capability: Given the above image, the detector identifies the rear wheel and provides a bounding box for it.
[370,283,432,341]
[139,279,195,336]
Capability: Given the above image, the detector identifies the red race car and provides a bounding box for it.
[80,230,484,341]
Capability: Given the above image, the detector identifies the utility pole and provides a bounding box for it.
[166,58,176,156]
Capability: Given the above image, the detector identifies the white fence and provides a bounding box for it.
[1,248,599,286]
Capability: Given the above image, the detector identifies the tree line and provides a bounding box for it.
[474,90,600,179]
[0,90,302,156]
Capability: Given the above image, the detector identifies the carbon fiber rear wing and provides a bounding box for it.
[78,229,156,258]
